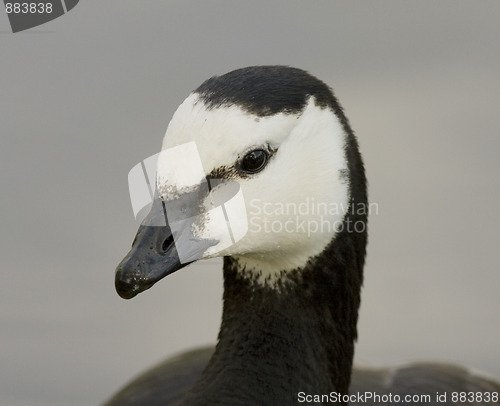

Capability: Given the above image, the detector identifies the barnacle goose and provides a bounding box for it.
[104,66,499,406]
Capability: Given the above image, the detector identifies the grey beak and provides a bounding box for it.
[115,185,222,300]
[115,197,186,299]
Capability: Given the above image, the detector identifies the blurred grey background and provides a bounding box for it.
[1,2,499,405]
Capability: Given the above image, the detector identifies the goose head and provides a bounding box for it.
[115,65,367,302]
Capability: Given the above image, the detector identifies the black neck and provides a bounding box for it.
[180,233,364,406]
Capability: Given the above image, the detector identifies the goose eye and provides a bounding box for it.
[241,149,268,174]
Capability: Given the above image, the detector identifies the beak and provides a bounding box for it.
[115,169,247,299]
[115,194,215,299]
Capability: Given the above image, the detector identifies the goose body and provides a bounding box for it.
[104,346,499,406]
[105,66,499,405]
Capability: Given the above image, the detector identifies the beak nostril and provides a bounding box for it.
[162,235,175,253]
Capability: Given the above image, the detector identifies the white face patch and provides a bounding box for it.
[156,142,205,198]
[157,94,350,281]
[162,94,299,167]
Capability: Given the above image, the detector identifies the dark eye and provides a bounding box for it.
[241,149,268,174]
